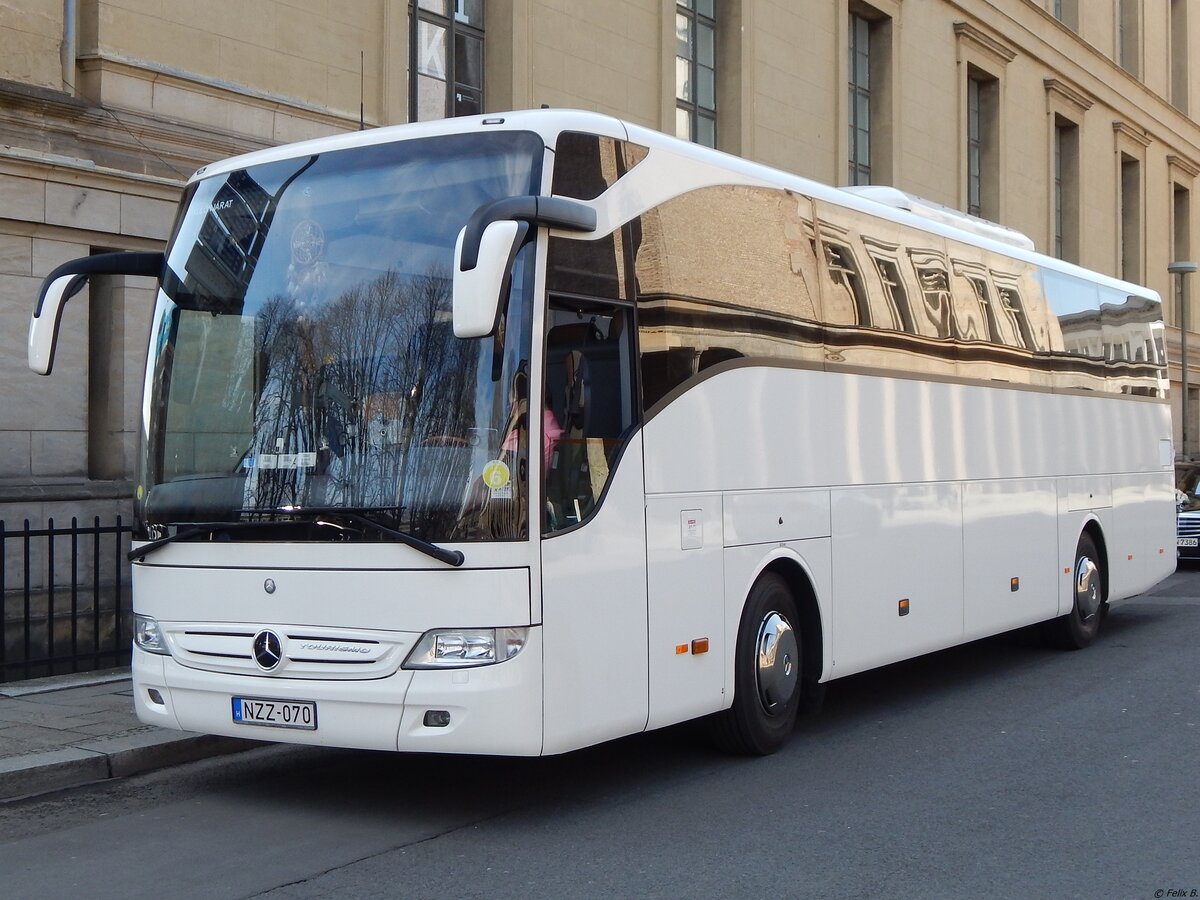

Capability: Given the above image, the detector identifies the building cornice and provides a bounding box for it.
[953,21,1018,66]
[0,78,90,115]
[0,145,183,191]
[76,53,359,129]
[1043,78,1094,116]
[1168,154,1200,180]
[1113,120,1152,149]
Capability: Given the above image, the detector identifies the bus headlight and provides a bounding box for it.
[134,615,170,655]
[403,627,528,669]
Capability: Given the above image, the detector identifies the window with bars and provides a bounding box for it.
[967,77,982,217]
[1054,116,1079,262]
[675,0,716,148]
[1171,0,1188,112]
[848,13,871,185]
[410,0,484,122]
[1120,152,1142,283]
[966,68,998,219]
[1174,183,1191,269]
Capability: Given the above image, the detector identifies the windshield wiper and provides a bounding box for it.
[129,512,465,567]
[128,519,310,562]
[324,511,465,567]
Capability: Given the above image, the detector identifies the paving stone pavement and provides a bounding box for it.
[0,669,258,801]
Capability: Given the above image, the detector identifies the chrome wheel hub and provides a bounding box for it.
[755,611,799,715]
[1075,555,1101,622]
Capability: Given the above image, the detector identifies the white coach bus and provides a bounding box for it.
[29,110,1175,756]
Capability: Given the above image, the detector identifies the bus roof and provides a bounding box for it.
[190,108,1158,304]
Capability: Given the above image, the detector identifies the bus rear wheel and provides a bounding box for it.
[1045,532,1105,650]
[710,572,802,755]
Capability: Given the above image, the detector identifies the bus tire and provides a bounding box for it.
[710,572,802,755]
[1044,532,1105,650]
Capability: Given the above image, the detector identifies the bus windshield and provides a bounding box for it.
[139,130,543,544]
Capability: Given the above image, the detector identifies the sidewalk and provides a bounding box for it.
[0,669,258,802]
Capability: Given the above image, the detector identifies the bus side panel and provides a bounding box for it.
[645,495,726,730]
[1105,472,1176,601]
[541,434,649,755]
[829,483,965,678]
[1146,471,1178,586]
[962,478,1059,641]
[1108,475,1147,601]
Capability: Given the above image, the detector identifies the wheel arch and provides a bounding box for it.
[1080,517,1110,602]
[755,554,826,699]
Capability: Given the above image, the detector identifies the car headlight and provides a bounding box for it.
[403,627,527,669]
[134,615,170,655]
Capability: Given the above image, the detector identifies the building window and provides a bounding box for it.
[410,0,484,122]
[847,5,895,186]
[675,0,716,148]
[1054,116,1079,262]
[1174,182,1192,331]
[1172,0,1189,112]
[967,68,999,219]
[848,13,871,185]
[1118,0,1141,77]
[1175,184,1191,260]
[1120,152,1142,282]
[1053,0,1078,31]
[1175,186,1192,318]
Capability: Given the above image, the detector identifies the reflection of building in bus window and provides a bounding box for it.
[911,259,954,338]
[823,239,871,327]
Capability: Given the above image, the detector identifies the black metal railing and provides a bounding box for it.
[1,517,134,683]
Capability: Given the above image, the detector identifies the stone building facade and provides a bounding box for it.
[2,0,1199,528]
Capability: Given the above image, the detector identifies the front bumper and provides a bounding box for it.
[133,626,545,755]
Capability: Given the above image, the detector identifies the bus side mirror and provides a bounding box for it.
[452,220,529,339]
[28,251,165,375]
[29,272,88,375]
[451,196,597,340]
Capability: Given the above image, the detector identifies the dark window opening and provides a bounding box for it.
[543,299,636,533]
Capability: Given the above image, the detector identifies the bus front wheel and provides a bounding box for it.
[1045,532,1105,650]
[711,572,802,755]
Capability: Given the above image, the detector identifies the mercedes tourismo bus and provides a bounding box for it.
[29,110,1175,756]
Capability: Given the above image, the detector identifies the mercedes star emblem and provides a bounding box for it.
[252,630,283,671]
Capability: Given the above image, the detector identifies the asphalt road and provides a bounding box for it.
[2,567,1198,900]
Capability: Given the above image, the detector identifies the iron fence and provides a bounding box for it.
[1,516,134,683]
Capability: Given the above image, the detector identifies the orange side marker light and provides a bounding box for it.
[691,638,709,654]
[675,643,688,655]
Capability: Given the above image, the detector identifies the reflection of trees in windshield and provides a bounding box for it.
[245,269,494,538]
[145,132,542,542]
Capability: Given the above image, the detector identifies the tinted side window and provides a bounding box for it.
[543,300,636,532]
[551,132,648,201]
[1042,268,1166,396]
[626,179,1164,405]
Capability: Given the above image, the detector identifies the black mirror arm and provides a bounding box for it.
[34,251,166,318]
[458,196,596,272]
